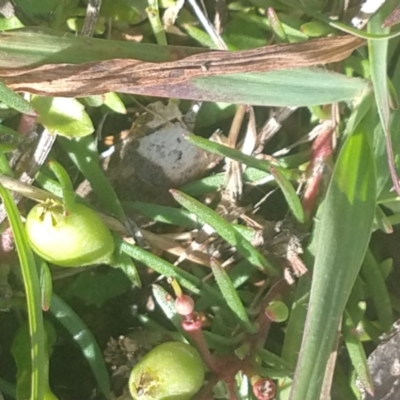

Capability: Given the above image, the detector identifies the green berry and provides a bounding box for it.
[26,202,114,267]
[129,341,205,400]
[265,300,289,323]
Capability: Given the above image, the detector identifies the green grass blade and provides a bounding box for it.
[0,184,46,400]
[361,249,393,331]
[289,128,376,400]
[0,28,206,68]
[369,7,390,135]
[270,166,305,223]
[367,3,400,199]
[0,80,34,114]
[111,248,142,288]
[118,238,225,305]
[210,258,255,333]
[189,68,368,106]
[170,189,279,275]
[330,20,400,40]
[49,293,111,398]
[123,201,200,229]
[342,311,374,395]
[58,136,125,220]
[152,284,185,333]
[187,134,272,172]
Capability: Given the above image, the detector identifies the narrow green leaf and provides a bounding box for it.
[187,134,274,173]
[0,184,46,400]
[31,96,94,138]
[170,189,279,275]
[342,311,374,395]
[0,125,21,153]
[47,160,75,211]
[369,9,390,134]
[11,320,58,400]
[58,135,126,220]
[118,238,225,306]
[361,249,392,331]
[0,377,16,398]
[270,166,305,223]
[123,201,200,229]
[38,258,53,312]
[368,3,400,198]
[0,80,34,114]
[111,247,142,288]
[210,258,255,333]
[191,68,368,106]
[152,284,184,333]
[330,19,400,40]
[290,129,376,400]
[49,293,111,398]
[0,28,207,68]
[181,167,274,197]
[257,348,294,376]
[103,92,127,114]
[146,0,167,45]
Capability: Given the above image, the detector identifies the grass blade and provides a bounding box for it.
[270,166,305,224]
[49,293,111,398]
[361,249,393,331]
[170,189,279,275]
[342,311,374,395]
[210,258,255,333]
[187,134,275,173]
[0,184,46,400]
[58,136,125,220]
[0,81,34,114]
[289,128,376,400]
[118,238,225,305]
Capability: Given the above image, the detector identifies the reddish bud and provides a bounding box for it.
[252,377,276,400]
[175,294,195,316]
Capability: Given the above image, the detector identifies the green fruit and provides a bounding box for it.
[265,300,289,323]
[129,341,205,400]
[26,202,114,267]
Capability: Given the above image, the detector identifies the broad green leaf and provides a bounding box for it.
[0,184,46,400]
[289,129,376,400]
[63,268,132,308]
[170,189,279,275]
[31,96,94,138]
[49,293,111,397]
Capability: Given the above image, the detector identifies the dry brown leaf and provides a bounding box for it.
[0,35,364,97]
